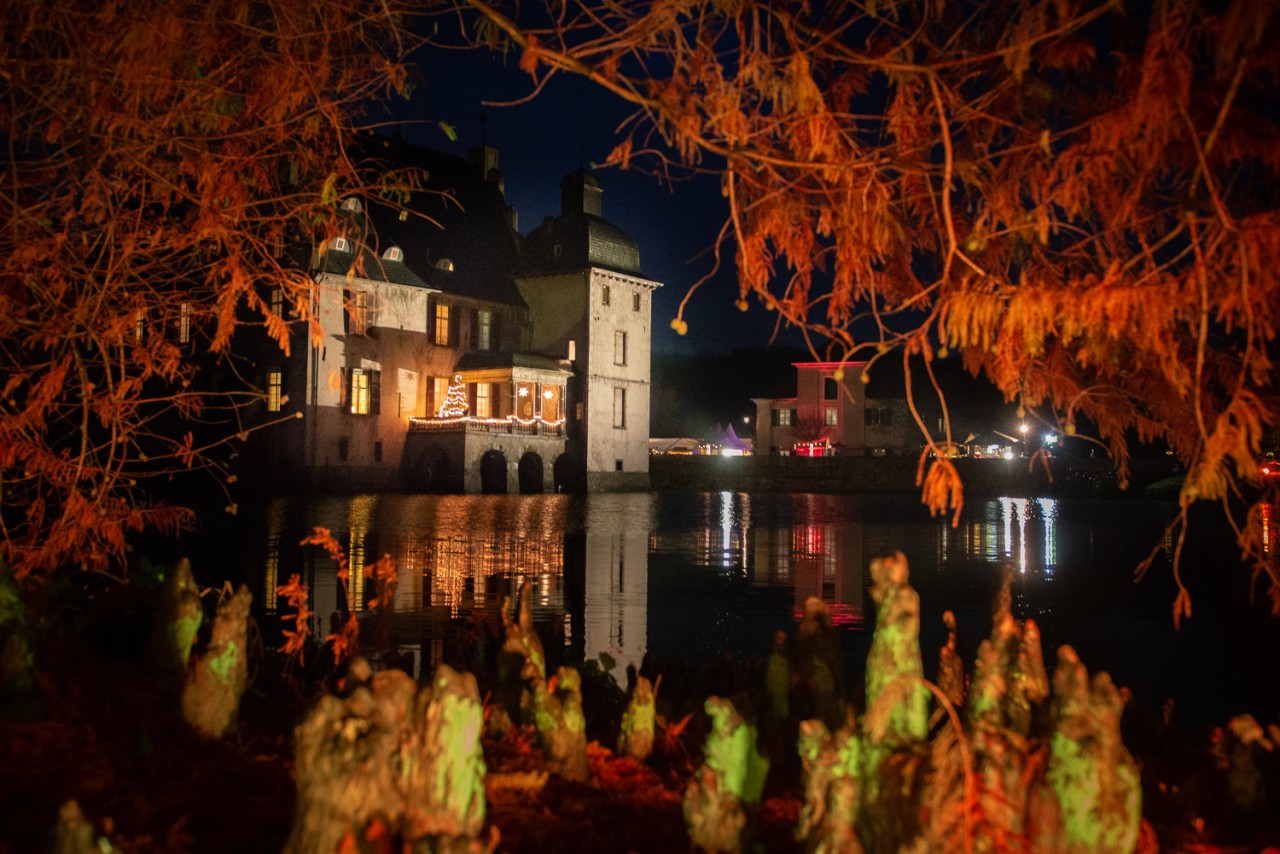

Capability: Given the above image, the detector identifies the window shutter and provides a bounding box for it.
[470,309,479,350]
[370,371,381,415]
[342,289,351,334]
[771,409,779,427]
[340,367,347,408]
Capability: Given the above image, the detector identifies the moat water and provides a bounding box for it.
[208,490,1278,731]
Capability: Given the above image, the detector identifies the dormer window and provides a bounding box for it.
[382,246,403,262]
[329,236,350,252]
[340,197,362,213]
[435,258,454,272]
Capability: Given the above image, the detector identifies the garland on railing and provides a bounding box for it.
[409,414,567,430]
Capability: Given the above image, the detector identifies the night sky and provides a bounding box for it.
[379,43,810,356]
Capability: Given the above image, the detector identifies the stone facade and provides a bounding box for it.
[249,139,659,494]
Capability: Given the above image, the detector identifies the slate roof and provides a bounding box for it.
[520,212,642,277]
[354,135,526,307]
[316,245,428,289]
[454,351,571,373]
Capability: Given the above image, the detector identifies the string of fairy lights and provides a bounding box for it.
[409,373,567,430]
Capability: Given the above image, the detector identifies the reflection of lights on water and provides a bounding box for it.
[347,495,377,609]
[1038,498,1058,577]
[720,491,733,566]
[989,497,1054,576]
[1263,503,1273,555]
[1000,497,1015,558]
[1015,498,1029,573]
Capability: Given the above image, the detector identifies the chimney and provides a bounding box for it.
[560,171,602,217]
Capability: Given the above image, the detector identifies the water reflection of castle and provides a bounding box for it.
[261,492,874,678]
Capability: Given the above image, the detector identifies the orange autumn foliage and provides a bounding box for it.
[0,0,424,580]
[296,526,398,665]
[466,0,1280,616]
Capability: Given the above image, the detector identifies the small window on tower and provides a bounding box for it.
[602,285,611,306]
[614,330,627,366]
[633,292,641,311]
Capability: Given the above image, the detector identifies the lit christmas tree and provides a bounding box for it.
[437,373,469,417]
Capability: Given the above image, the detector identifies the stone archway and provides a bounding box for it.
[517,452,544,494]
[480,449,508,494]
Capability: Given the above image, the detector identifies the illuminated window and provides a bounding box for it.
[517,382,536,419]
[433,376,449,413]
[270,288,283,317]
[541,385,560,421]
[613,387,626,428]
[824,408,838,426]
[602,285,611,306]
[614,330,627,366]
[134,309,145,342]
[267,369,282,412]
[478,310,492,350]
[432,302,450,345]
[350,368,379,415]
[178,302,192,344]
[475,382,491,418]
[775,408,793,427]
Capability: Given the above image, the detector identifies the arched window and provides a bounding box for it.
[329,236,350,252]
[435,257,455,272]
[382,246,403,262]
[340,197,362,213]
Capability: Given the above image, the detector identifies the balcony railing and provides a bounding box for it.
[408,415,565,437]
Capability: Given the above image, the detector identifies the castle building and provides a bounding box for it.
[250,137,659,493]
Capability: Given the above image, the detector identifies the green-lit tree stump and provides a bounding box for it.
[683,696,769,853]
[618,675,656,762]
[285,660,489,854]
[181,583,250,739]
[531,665,589,781]
[1028,646,1141,854]
[797,717,864,853]
[861,552,929,852]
